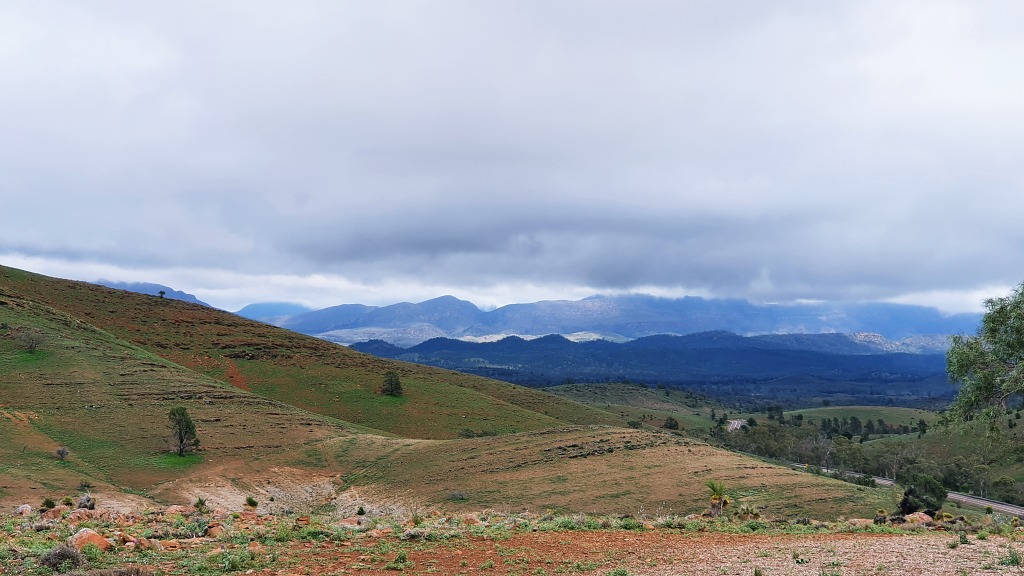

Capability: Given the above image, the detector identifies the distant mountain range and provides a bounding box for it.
[233,293,980,347]
[95,280,211,307]
[351,331,953,408]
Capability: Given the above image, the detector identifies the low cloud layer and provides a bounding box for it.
[2,2,1022,312]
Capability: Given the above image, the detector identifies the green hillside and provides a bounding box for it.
[0,265,903,518]
[0,265,621,440]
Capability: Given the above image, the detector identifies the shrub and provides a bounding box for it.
[41,497,56,509]
[61,496,74,506]
[39,546,84,572]
[1001,548,1022,567]
[379,371,403,397]
[19,328,44,352]
[195,496,209,512]
[55,446,69,461]
[357,506,366,516]
[245,496,258,508]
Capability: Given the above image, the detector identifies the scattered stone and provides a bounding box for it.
[77,495,96,510]
[164,505,194,516]
[337,516,362,528]
[16,504,33,516]
[159,539,181,551]
[206,524,225,538]
[69,528,113,551]
[41,506,70,520]
[247,541,265,553]
[847,518,874,529]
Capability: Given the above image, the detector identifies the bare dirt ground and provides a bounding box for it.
[156,529,1024,576]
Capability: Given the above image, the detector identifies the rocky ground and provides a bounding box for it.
[4,501,1024,576]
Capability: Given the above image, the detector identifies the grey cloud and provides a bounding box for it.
[2,1,1024,310]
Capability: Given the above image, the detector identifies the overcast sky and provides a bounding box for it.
[2,1,1023,313]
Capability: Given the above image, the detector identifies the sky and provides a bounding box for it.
[2,1,1023,313]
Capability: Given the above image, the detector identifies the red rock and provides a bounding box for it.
[338,516,362,527]
[247,541,265,553]
[135,538,158,551]
[69,528,113,551]
[206,525,225,538]
[41,506,70,520]
[164,505,194,516]
[847,518,874,528]
[160,540,181,551]
[905,512,933,524]
[294,515,310,526]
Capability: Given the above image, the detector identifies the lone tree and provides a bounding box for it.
[947,281,1024,420]
[19,328,44,352]
[662,416,680,430]
[379,371,403,397]
[168,406,199,456]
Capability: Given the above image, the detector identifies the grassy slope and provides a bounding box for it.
[0,288,359,500]
[0,266,901,517]
[547,382,723,429]
[305,426,900,519]
[0,265,620,439]
[785,406,937,428]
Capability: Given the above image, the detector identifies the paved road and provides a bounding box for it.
[781,460,1024,516]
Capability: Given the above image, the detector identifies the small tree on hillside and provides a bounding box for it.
[168,406,199,456]
[379,371,403,397]
[19,328,44,352]
[662,416,680,430]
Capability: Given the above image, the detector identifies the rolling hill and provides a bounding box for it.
[0,265,900,518]
[352,332,954,408]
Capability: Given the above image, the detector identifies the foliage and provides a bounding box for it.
[705,480,730,518]
[898,474,947,515]
[168,406,199,456]
[379,371,403,397]
[662,416,679,430]
[18,328,45,352]
[38,545,84,572]
[55,446,69,461]
[947,281,1024,420]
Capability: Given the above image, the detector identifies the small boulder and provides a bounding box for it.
[68,528,113,551]
[16,504,33,516]
[847,518,874,529]
[76,495,95,510]
[164,505,194,516]
[904,512,933,525]
[205,525,225,538]
[41,506,70,520]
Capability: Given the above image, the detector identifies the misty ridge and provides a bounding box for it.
[235,293,980,348]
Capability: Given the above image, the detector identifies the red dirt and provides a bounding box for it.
[170,530,1024,576]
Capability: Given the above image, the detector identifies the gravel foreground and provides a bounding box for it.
[265,530,1024,576]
